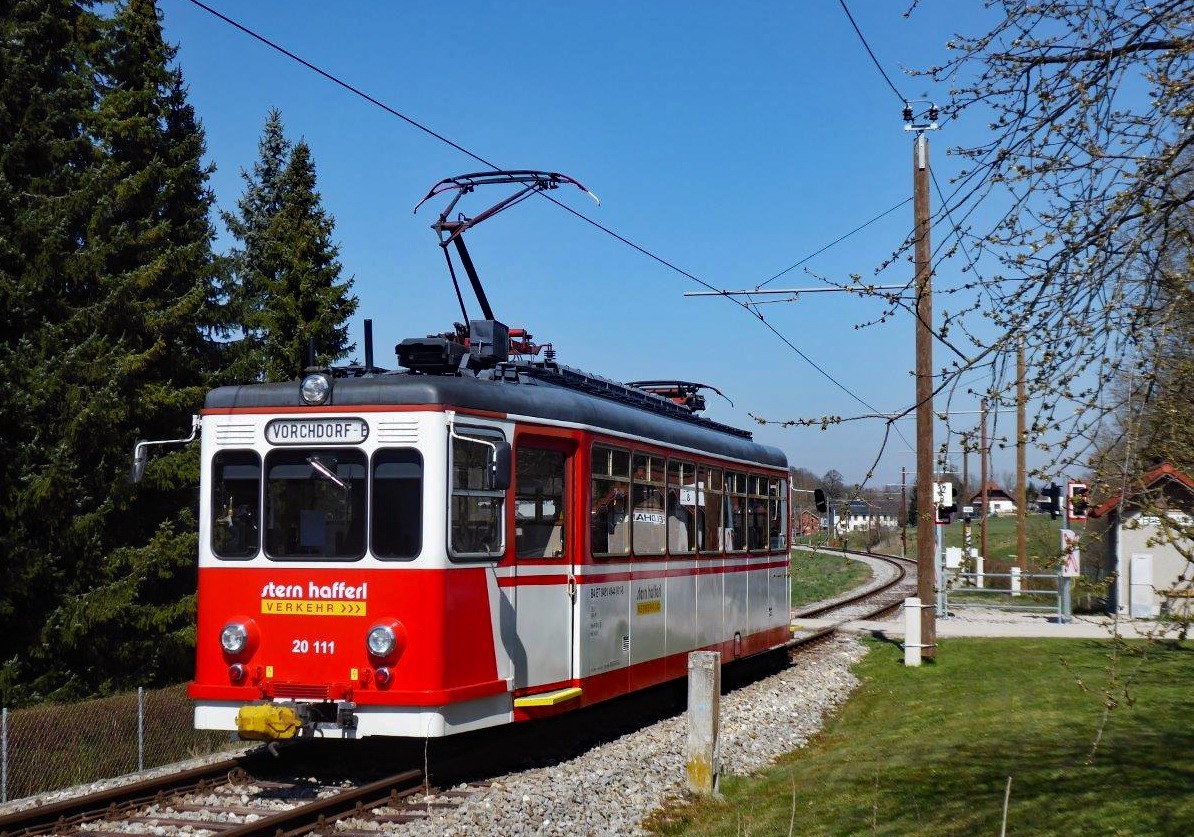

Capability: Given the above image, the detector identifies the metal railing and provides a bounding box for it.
[946,568,1066,621]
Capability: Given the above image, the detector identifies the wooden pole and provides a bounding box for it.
[914,132,936,660]
[1016,340,1027,570]
[980,397,989,571]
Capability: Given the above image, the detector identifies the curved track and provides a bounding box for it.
[787,547,915,648]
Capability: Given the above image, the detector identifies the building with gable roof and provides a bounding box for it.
[1088,462,1194,618]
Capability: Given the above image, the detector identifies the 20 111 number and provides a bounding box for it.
[291,639,335,654]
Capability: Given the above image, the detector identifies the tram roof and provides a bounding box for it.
[205,367,787,469]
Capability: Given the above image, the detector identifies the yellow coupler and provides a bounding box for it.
[235,703,303,741]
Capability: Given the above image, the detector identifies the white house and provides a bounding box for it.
[1088,463,1194,618]
[969,484,1017,517]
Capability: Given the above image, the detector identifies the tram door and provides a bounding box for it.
[508,438,575,689]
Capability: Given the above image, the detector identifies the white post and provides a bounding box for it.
[974,552,984,589]
[1011,566,1022,597]
[686,651,720,795]
[904,597,922,666]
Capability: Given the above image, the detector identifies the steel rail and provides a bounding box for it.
[0,757,244,837]
[217,768,424,837]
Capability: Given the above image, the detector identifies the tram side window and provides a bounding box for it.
[632,454,666,556]
[515,446,566,559]
[212,451,261,559]
[591,445,631,557]
[667,459,696,554]
[725,472,748,551]
[372,449,422,559]
[264,449,367,560]
[698,466,723,555]
[450,430,505,558]
[770,477,788,550]
[747,475,768,551]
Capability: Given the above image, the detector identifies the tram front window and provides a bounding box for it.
[264,449,367,560]
[212,451,261,559]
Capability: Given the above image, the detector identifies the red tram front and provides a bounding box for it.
[188,350,791,739]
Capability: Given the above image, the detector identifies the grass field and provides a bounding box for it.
[790,550,872,609]
[938,513,1081,568]
[649,637,1194,835]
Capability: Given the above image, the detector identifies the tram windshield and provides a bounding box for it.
[265,449,367,559]
[210,447,424,561]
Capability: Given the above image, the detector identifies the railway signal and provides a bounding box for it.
[1042,483,1062,519]
[1067,482,1089,521]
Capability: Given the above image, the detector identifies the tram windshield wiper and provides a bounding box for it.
[306,455,347,490]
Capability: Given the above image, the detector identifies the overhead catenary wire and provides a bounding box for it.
[835,0,907,104]
[179,0,904,424]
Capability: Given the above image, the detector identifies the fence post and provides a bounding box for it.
[137,687,144,773]
[904,597,922,667]
[975,554,984,589]
[686,651,720,795]
[1010,566,1022,597]
[2,706,8,803]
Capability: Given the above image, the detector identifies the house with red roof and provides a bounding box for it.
[1088,462,1194,618]
[968,484,1017,517]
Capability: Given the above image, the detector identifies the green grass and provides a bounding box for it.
[938,514,1079,570]
[790,550,872,609]
[649,637,1194,835]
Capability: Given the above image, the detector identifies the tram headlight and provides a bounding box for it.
[300,373,331,405]
[365,620,406,663]
[221,622,249,654]
[220,617,259,659]
[366,625,396,657]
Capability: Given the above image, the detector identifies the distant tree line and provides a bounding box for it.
[0,0,356,706]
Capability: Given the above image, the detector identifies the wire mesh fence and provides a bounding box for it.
[1,684,235,804]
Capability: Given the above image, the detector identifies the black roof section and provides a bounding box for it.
[205,363,787,469]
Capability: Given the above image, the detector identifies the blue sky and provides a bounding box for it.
[160,0,1030,488]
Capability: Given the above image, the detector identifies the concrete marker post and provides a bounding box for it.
[686,651,720,795]
[904,597,922,666]
[1011,566,1022,597]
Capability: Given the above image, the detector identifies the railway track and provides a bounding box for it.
[788,547,916,646]
[0,756,429,837]
[1,552,901,837]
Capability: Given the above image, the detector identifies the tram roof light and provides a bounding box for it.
[300,372,331,405]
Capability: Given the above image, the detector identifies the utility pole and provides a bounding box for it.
[980,397,989,572]
[1016,340,1027,570]
[961,433,971,560]
[908,103,938,660]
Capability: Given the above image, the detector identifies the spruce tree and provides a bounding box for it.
[0,0,105,702]
[9,0,221,699]
[257,140,358,380]
[220,108,291,381]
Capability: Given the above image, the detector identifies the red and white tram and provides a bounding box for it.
[189,347,790,739]
[170,171,791,739]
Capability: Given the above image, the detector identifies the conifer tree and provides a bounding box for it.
[257,140,358,381]
[0,0,105,701]
[4,0,221,700]
[223,116,357,382]
[220,108,291,381]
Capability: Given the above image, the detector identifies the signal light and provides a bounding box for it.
[1067,482,1089,521]
[1043,483,1062,519]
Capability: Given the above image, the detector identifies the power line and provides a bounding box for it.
[757,196,911,289]
[836,0,907,104]
[179,0,903,425]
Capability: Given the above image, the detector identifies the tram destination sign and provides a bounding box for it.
[266,417,369,445]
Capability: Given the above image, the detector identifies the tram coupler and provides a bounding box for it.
[235,702,302,741]
[336,701,358,737]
